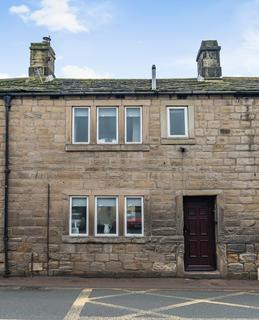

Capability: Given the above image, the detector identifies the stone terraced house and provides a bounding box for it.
[0,38,259,279]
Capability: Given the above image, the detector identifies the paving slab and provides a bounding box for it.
[1,276,259,291]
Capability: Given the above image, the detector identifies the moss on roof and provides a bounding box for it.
[1,77,259,95]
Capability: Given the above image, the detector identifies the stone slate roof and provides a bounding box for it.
[1,77,259,95]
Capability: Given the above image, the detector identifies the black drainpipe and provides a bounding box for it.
[3,95,12,277]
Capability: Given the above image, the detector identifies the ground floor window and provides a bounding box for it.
[70,196,88,236]
[125,197,144,236]
[69,195,144,237]
[95,197,118,236]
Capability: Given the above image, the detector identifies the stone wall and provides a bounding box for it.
[0,99,4,274]
[227,244,259,279]
[0,95,259,278]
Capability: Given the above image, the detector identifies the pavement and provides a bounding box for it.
[0,277,259,319]
[1,276,259,290]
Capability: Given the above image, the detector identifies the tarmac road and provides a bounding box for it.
[0,284,259,320]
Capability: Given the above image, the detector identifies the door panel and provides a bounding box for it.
[184,196,216,271]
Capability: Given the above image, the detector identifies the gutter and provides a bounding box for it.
[0,90,259,97]
[3,95,12,277]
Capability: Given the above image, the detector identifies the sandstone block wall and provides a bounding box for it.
[0,95,259,278]
[0,99,4,274]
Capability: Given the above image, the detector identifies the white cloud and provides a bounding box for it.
[0,73,10,79]
[61,65,111,78]
[9,4,30,21]
[10,4,30,14]
[10,0,87,33]
[10,4,29,19]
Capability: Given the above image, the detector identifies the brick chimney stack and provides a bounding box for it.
[196,40,221,79]
[29,37,55,78]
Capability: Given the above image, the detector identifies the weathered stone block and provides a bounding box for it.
[95,253,109,262]
[29,262,43,272]
[227,254,238,263]
[90,262,105,272]
[109,254,119,261]
[227,244,246,253]
[153,262,176,272]
[228,263,244,273]
[106,261,123,272]
[240,254,256,263]
[103,244,112,254]
[244,263,256,272]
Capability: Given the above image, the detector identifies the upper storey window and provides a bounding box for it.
[167,106,188,138]
[125,107,142,144]
[73,107,90,143]
[97,107,118,144]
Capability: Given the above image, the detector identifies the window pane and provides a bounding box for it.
[126,108,141,143]
[98,108,117,143]
[169,108,185,136]
[126,198,143,235]
[74,108,89,142]
[96,198,117,235]
[71,197,87,235]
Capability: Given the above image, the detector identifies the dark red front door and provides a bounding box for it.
[184,196,216,271]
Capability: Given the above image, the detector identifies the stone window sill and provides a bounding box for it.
[65,144,151,152]
[161,138,196,145]
[62,235,184,244]
[62,235,150,244]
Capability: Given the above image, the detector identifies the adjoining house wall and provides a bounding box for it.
[3,95,259,279]
[0,99,5,274]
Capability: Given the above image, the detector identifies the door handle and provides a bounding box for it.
[183,225,188,234]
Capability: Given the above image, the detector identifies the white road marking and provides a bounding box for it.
[82,290,258,319]
[84,299,170,318]
[90,290,137,301]
[63,288,92,320]
[1,288,258,320]
[204,299,259,310]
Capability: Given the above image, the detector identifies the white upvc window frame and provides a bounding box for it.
[167,106,188,138]
[97,107,118,144]
[125,106,142,144]
[72,107,91,144]
[95,196,119,237]
[124,196,144,237]
[69,196,89,237]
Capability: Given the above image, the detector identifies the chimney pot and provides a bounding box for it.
[196,40,222,79]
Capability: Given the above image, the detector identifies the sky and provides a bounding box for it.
[1,0,259,79]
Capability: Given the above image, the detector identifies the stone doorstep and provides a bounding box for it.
[181,270,221,279]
